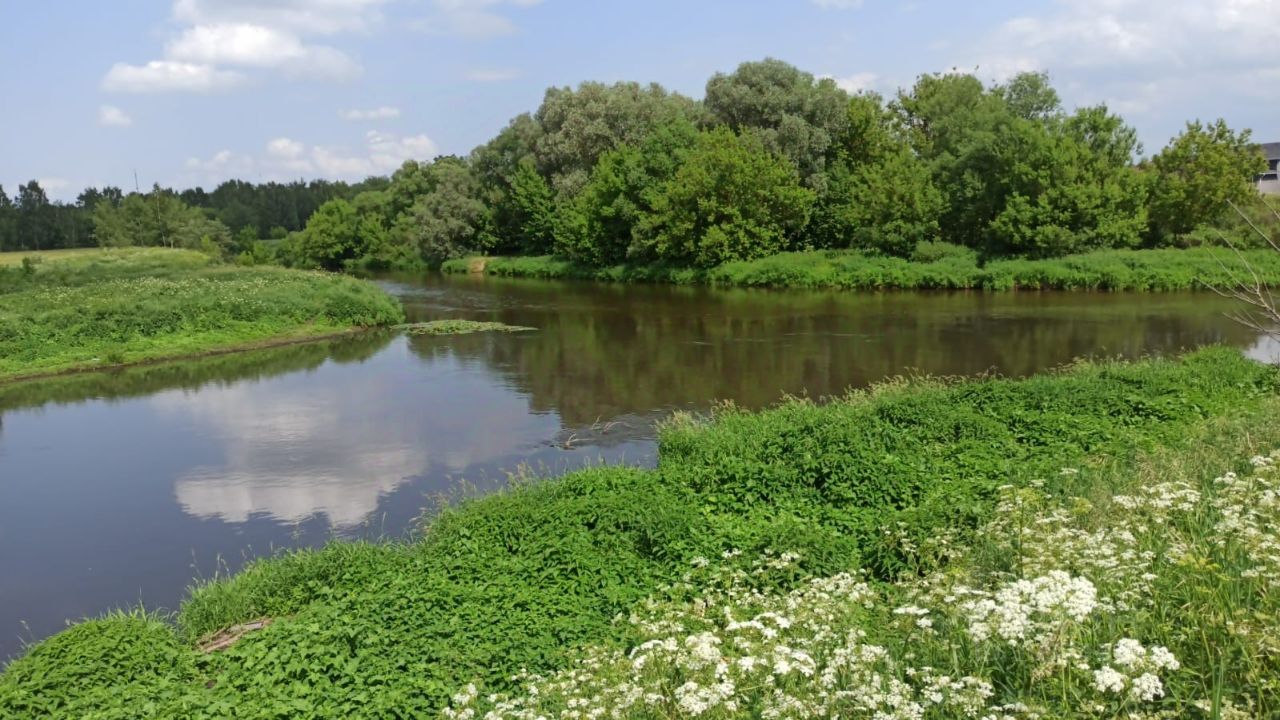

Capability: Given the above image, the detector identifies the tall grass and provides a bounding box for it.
[0,248,404,381]
[0,348,1275,718]
[443,247,1280,292]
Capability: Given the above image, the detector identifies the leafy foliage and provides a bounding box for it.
[634,128,815,267]
[1147,119,1267,241]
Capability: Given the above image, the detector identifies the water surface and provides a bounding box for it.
[0,274,1269,662]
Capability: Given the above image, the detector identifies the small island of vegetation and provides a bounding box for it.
[0,248,404,383]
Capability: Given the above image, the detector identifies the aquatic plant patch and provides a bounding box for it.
[398,320,536,335]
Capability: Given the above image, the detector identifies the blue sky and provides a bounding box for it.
[2,0,1277,200]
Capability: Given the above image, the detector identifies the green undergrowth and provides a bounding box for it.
[443,246,1280,291]
[0,248,405,382]
[1,348,1277,718]
[398,320,536,335]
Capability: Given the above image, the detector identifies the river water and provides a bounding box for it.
[0,273,1271,662]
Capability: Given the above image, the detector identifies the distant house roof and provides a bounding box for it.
[1261,142,1280,161]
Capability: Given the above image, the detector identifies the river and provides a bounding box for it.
[0,273,1272,662]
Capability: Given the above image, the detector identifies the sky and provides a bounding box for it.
[2,0,1277,201]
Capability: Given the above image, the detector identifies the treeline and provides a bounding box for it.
[5,60,1269,269]
[0,178,379,255]
[281,59,1268,271]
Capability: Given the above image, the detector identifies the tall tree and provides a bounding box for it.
[16,181,54,251]
[295,198,361,270]
[704,58,851,189]
[0,186,16,252]
[401,157,495,265]
[1147,119,1266,242]
[635,127,815,267]
[534,81,704,195]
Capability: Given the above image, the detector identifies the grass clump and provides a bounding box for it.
[0,610,198,719]
[444,246,1280,291]
[398,320,536,335]
[1,348,1277,717]
[0,248,404,382]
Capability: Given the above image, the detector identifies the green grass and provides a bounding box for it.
[443,246,1280,291]
[443,407,1280,718]
[0,248,117,267]
[1,347,1276,718]
[0,248,405,382]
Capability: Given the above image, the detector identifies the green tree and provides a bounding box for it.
[556,116,700,265]
[704,58,851,189]
[507,159,557,254]
[986,107,1149,257]
[806,93,943,255]
[16,181,55,251]
[297,199,360,270]
[635,128,815,267]
[808,151,944,256]
[401,157,495,265]
[92,187,231,251]
[0,186,16,252]
[996,71,1062,123]
[1147,119,1266,241]
[534,81,704,195]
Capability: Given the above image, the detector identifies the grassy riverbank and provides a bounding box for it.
[0,248,404,382]
[443,246,1280,291]
[2,347,1277,717]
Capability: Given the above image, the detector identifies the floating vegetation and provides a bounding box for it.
[398,320,536,335]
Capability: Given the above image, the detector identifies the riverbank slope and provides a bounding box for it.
[444,246,1280,291]
[0,248,405,383]
[2,347,1277,717]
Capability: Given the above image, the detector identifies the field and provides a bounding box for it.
[0,248,112,267]
[443,246,1280,291]
[2,347,1277,717]
[0,248,405,382]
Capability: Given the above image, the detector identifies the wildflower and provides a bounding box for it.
[1129,673,1164,702]
[1093,666,1126,694]
[1112,638,1146,669]
[1148,645,1179,671]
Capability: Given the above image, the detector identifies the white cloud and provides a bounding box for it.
[465,68,520,82]
[185,148,256,177]
[172,0,388,35]
[820,72,877,93]
[102,60,246,93]
[166,22,361,80]
[417,0,543,39]
[967,0,1280,132]
[103,0,381,92]
[98,105,133,127]
[312,130,437,177]
[36,178,71,194]
[266,137,305,159]
[341,105,401,120]
[184,130,438,184]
